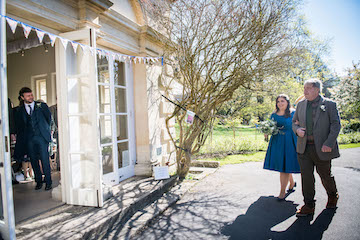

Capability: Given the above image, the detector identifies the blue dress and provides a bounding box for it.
[263,112,300,173]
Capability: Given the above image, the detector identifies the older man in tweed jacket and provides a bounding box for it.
[292,78,341,217]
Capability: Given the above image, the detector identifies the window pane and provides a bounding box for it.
[97,58,109,83]
[115,88,127,113]
[116,115,128,141]
[117,142,129,168]
[114,61,125,86]
[98,85,111,113]
[100,115,113,144]
[102,146,113,174]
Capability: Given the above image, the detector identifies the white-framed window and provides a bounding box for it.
[36,79,47,103]
[97,57,130,180]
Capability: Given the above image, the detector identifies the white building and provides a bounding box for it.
[0,0,176,239]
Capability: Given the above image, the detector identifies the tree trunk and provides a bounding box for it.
[176,149,191,179]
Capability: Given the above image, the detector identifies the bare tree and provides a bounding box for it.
[141,0,302,178]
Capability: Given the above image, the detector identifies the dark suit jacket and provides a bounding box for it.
[8,98,16,135]
[15,101,52,143]
[292,96,341,160]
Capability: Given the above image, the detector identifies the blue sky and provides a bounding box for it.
[302,0,360,75]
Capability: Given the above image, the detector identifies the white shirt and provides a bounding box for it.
[25,101,35,115]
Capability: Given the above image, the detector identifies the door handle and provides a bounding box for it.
[5,136,9,152]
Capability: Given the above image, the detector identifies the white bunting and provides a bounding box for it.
[79,44,86,53]
[6,18,18,34]
[60,38,69,50]
[71,42,79,53]
[21,23,32,38]
[97,49,102,59]
[4,15,163,65]
[89,47,95,56]
[35,29,45,43]
[48,34,57,47]
[119,55,126,62]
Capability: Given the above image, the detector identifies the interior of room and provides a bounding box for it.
[6,23,63,223]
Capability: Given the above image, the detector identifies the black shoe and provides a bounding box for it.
[45,183,52,191]
[35,182,43,190]
[288,182,297,193]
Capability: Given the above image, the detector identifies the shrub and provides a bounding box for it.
[338,132,360,144]
[342,119,360,134]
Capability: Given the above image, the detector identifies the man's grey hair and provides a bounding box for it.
[304,78,323,93]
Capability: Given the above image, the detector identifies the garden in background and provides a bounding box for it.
[190,118,360,166]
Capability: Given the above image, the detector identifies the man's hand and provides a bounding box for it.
[296,128,306,137]
[321,145,332,152]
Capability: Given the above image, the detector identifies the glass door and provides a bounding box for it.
[56,28,103,207]
[98,56,135,185]
[0,0,16,237]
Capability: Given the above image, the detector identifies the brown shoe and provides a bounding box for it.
[326,194,339,209]
[296,205,315,217]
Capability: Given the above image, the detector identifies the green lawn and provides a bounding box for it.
[339,142,360,149]
[201,151,266,166]
[176,123,359,166]
[194,125,359,165]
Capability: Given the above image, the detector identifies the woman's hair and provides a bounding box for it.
[275,94,292,118]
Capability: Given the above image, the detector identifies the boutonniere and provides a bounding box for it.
[36,102,42,108]
[320,104,326,112]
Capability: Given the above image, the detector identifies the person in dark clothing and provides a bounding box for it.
[13,96,34,180]
[8,98,19,184]
[15,87,52,190]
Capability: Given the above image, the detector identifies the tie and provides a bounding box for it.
[29,105,33,115]
[306,101,313,136]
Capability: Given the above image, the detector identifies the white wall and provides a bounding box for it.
[110,0,138,23]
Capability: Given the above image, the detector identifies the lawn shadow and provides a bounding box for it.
[221,196,298,240]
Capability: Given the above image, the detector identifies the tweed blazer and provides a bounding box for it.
[292,96,341,160]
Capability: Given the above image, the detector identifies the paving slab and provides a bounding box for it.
[15,176,178,240]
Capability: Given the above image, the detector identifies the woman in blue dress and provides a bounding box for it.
[263,94,300,200]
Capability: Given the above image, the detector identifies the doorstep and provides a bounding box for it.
[15,176,178,240]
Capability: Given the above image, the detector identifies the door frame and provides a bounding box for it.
[0,0,16,238]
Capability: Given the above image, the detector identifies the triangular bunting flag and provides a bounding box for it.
[119,55,126,62]
[48,34,57,47]
[6,18,18,34]
[35,29,45,43]
[60,38,69,50]
[97,49,103,59]
[70,42,79,53]
[89,47,95,56]
[21,23,32,38]
[79,44,86,53]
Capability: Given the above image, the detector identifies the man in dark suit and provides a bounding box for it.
[292,78,341,217]
[16,87,52,190]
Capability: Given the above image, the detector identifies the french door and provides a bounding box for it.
[0,0,16,238]
[97,56,135,186]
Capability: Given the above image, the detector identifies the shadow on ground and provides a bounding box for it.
[221,196,336,240]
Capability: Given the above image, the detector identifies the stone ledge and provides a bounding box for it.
[191,160,220,168]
